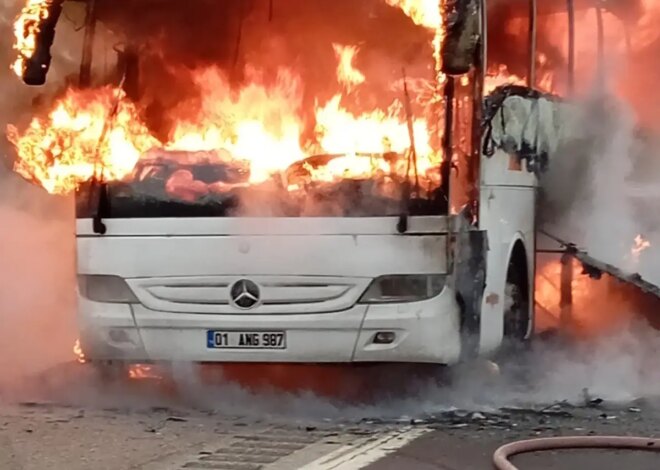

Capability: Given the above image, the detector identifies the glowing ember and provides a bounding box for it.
[73,339,86,364]
[11,0,52,77]
[7,86,157,194]
[631,234,651,261]
[333,44,365,91]
[128,364,160,380]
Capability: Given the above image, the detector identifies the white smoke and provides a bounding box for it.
[0,0,82,391]
[539,76,660,286]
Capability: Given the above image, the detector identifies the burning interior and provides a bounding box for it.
[9,0,453,218]
[6,0,660,219]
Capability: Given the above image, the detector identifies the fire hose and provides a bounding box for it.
[492,436,660,470]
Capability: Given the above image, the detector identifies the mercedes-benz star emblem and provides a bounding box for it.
[230,279,261,309]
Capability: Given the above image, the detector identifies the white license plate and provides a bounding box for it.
[206,330,286,350]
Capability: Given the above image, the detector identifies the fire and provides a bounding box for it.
[333,44,365,91]
[631,234,651,262]
[315,95,434,168]
[128,364,159,380]
[73,339,86,364]
[535,258,637,338]
[484,65,527,95]
[385,0,441,30]
[385,0,445,83]
[7,86,157,194]
[166,67,306,184]
[8,47,442,197]
[11,0,51,77]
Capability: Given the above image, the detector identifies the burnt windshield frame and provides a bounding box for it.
[75,153,448,219]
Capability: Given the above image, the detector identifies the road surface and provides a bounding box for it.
[1,361,659,470]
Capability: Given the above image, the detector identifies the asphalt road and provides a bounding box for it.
[1,362,659,470]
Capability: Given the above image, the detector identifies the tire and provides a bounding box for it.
[92,361,128,383]
[500,259,532,358]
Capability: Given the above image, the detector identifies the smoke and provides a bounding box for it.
[539,90,660,286]
[7,319,659,419]
[2,0,660,419]
[0,0,82,392]
[528,2,660,413]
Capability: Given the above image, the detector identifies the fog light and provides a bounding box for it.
[108,328,131,344]
[373,332,396,344]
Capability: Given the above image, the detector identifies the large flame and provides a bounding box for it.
[12,0,51,77]
[8,53,442,196]
[166,67,306,184]
[385,0,442,29]
[7,87,157,194]
[6,0,578,197]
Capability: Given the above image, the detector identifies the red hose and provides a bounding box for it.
[493,436,660,470]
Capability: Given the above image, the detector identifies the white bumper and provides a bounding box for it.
[78,287,461,365]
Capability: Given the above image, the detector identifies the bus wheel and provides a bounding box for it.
[501,248,531,358]
[92,361,128,383]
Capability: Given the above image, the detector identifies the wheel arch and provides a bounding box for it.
[504,235,533,339]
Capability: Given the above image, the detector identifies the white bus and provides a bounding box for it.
[63,0,613,373]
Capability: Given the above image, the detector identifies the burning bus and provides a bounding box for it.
[6,0,649,372]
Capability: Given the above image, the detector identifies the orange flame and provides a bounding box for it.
[631,234,651,262]
[385,0,445,83]
[9,49,443,196]
[333,44,365,91]
[128,364,160,380]
[7,86,157,194]
[484,65,527,95]
[12,0,51,77]
[535,259,636,338]
[385,0,442,30]
[166,67,306,184]
[73,339,86,364]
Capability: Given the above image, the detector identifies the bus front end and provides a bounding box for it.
[75,153,461,367]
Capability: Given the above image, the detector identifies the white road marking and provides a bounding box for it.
[297,427,431,470]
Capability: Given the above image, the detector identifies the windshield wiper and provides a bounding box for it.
[397,69,420,234]
[89,74,127,235]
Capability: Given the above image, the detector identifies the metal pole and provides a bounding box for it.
[441,76,455,207]
[469,0,487,222]
[559,252,574,331]
[566,0,575,95]
[480,0,488,91]
[595,1,605,91]
[528,0,537,88]
[79,0,98,88]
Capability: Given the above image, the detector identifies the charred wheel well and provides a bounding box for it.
[507,239,530,299]
[503,239,532,341]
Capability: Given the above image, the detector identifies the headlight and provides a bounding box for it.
[359,274,446,304]
[78,275,139,303]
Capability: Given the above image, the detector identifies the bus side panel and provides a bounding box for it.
[477,151,536,354]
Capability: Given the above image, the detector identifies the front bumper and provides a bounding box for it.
[78,287,461,365]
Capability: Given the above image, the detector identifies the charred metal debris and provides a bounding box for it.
[540,230,660,300]
[17,0,65,86]
[482,85,571,177]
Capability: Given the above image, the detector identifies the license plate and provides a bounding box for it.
[206,330,286,350]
